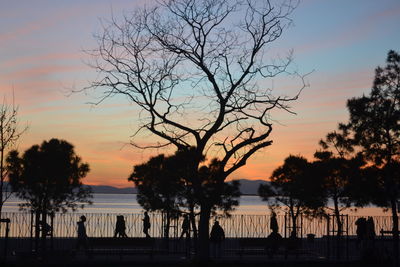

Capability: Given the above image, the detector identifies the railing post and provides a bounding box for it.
[346,215,349,260]
[327,215,330,260]
[284,213,287,238]
[241,215,244,238]
[300,214,303,238]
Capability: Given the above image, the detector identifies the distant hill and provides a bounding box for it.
[3,179,268,195]
[233,179,269,195]
[85,185,137,194]
[86,179,268,195]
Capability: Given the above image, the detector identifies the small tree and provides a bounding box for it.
[129,150,241,240]
[313,130,363,237]
[129,154,185,238]
[0,95,27,216]
[7,138,92,245]
[258,155,325,237]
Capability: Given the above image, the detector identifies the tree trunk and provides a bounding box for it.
[189,204,198,239]
[41,211,48,254]
[0,183,3,216]
[291,214,297,238]
[333,197,342,237]
[34,211,40,252]
[289,207,297,238]
[197,206,211,261]
[164,210,170,239]
[391,198,399,267]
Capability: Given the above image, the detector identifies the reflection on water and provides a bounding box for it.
[2,193,391,217]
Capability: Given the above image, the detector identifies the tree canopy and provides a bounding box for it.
[259,155,325,237]
[344,50,400,208]
[129,150,241,238]
[7,138,92,214]
[339,50,400,263]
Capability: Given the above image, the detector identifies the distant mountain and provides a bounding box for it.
[87,179,267,195]
[3,179,267,195]
[233,179,269,195]
[85,185,137,194]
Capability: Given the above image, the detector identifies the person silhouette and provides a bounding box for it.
[366,217,375,240]
[114,215,128,238]
[143,212,151,238]
[76,215,88,250]
[38,220,52,237]
[355,217,367,246]
[270,211,279,234]
[210,220,225,258]
[179,214,190,240]
[266,212,282,257]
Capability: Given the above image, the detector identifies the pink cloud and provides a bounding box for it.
[4,64,86,81]
[1,52,83,70]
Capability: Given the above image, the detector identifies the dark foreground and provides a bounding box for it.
[0,237,396,267]
[0,259,394,267]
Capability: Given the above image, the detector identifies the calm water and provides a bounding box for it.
[2,193,391,217]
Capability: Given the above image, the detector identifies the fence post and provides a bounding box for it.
[300,214,303,238]
[284,213,287,238]
[0,218,10,261]
[327,215,330,260]
[346,215,349,260]
[241,215,244,238]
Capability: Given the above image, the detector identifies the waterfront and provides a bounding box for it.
[1,193,392,217]
[0,193,395,239]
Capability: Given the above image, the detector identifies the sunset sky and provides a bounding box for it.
[1,0,399,187]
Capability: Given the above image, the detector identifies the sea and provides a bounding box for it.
[2,193,391,217]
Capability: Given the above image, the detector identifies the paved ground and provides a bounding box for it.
[0,237,395,267]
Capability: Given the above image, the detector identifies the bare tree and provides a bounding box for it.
[0,94,27,216]
[86,0,307,259]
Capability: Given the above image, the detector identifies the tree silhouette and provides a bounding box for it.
[86,0,305,259]
[0,95,27,216]
[129,153,185,238]
[312,130,363,237]
[342,50,400,263]
[258,155,325,237]
[6,138,92,247]
[129,150,240,240]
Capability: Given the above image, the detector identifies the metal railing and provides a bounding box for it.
[0,212,395,239]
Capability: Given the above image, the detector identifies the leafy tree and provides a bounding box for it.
[197,158,241,217]
[129,154,185,238]
[129,150,241,240]
[7,138,92,243]
[312,130,363,237]
[0,95,27,216]
[258,155,325,237]
[343,50,400,262]
[87,0,305,258]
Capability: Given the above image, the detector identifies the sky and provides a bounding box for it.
[0,0,399,187]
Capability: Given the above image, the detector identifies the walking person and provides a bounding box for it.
[114,215,128,238]
[270,211,279,234]
[210,221,225,258]
[266,211,282,257]
[180,214,190,240]
[143,211,151,238]
[76,215,88,251]
[355,217,367,247]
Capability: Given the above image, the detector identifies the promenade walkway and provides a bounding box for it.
[0,237,394,266]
